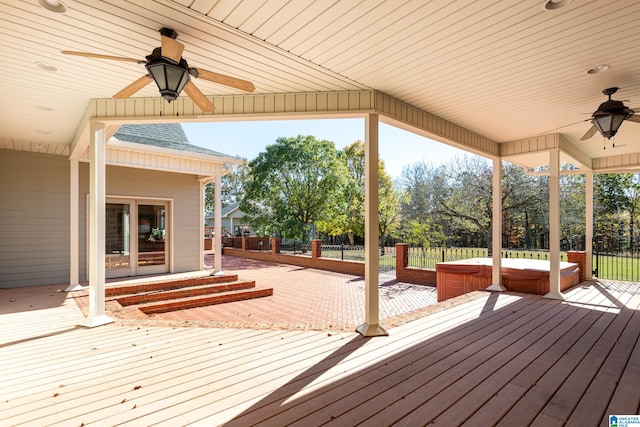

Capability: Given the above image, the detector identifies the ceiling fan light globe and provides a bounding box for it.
[146,60,190,103]
[592,111,629,139]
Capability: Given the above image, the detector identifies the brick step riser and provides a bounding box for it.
[106,274,239,297]
[116,281,256,306]
[138,289,274,315]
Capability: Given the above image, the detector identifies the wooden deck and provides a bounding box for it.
[1,280,639,426]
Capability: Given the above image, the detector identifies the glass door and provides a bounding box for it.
[102,199,169,278]
[136,203,168,275]
[105,202,132,278]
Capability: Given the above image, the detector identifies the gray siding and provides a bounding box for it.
[79,164,201,278]
[0,150,202,288]
[0,150,70,287]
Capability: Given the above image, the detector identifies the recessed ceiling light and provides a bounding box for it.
[586,64,611,75]
[36,105,54,111]
[37,0,67,13]
[35,62,58,72]
[543,0,572,11]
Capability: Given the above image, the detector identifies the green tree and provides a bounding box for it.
[399,161,447,247]
[378,160,400,252]
[339,141,365,244]
[314,141,365,242]
[240,135,346,242]
[204,163,249,213]
[594,172,640,250]
[436,155,493,247]
[501,162,548,249]
[329,140,400,248]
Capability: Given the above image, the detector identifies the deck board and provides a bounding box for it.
[2,281,640,427]
[313,296,557,426]
[535,290,640,426]
[430,291,595,426]
[221,294,535,426]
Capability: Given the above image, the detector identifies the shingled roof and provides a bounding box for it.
[113,123,235,158]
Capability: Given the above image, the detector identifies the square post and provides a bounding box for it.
[356,113,388,337]
[79,122,114,327]
[545,149,565,300]
[487,158,506,291]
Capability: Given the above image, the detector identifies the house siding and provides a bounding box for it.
[80,165,201,277]
[0,150,203,288]
[0,151,70,287]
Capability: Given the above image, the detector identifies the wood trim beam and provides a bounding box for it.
[87,90,499,159]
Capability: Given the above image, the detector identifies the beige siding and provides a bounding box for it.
[79,165,201,278]
[0,150,70,287]
[0,152,202,288]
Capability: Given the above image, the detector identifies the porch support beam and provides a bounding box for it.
[487,158,506,291]
[545,149,565,300]
[65,159,83,292]
[198,177,213,271]
[357,113,388,337]
[213,170,224,275]
[585,171,593,280]
[79,122,115,327]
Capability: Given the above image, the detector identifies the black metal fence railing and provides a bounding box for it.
[279,241,311,255]
[318,244,365,261]
[318,245,567,273]
[500,250,567,262]
[593,235,640,282]
[250,240,572,275]
[317,244,397,273]
[403,247,567,271]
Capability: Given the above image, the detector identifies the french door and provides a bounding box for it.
[104,199,169,278]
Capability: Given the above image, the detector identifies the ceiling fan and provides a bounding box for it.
[62,27,255,112]
[580,87,639,141]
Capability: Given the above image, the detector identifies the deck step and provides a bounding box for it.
[137,287,274,314]
[105,274,239,297]
[115,280,256,306]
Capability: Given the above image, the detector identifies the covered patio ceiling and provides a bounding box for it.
[2,0,640,170]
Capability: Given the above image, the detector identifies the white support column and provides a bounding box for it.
[79,122,115,327]
[585,171,593,280]
[213,171,224,276]
[199,179,206,271]
[487,158,506,291]
[65,158,83,292]
[356,113,388,337]
[545,149,565,300]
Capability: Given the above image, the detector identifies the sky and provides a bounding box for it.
[181,118,471,180]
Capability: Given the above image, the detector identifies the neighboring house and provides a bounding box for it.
[0,123,242,288]
[206,202,254,237]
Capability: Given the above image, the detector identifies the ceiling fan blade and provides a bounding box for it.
[61,51,145,64]
[183,81,215,112]
[580,124,598,141]
[194,68,255,92]
[160,35,185,63]
[113,75,153,99]
[538,119,590,135]
[627,115,640,123]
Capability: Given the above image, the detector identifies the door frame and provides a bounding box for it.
[86,195,174,279]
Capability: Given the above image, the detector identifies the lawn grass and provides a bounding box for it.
[593,254,640,282]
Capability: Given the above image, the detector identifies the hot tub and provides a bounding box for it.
[435,257,580,302]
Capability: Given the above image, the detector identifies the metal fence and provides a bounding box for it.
[316,245,566,274]
[279,241,311,255]
[594,234,640,282]
[226,234,640,282]
[254,239,571,275]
